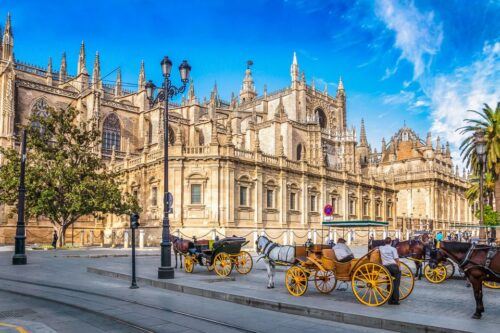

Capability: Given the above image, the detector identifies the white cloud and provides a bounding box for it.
[375,0,443,80]
[382,90,415,105]
[426,42,500,150]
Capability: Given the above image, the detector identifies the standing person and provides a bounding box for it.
[51,230,58,249]
[435,231,443,247]
[333,238,354,262]
[379,237,401,305]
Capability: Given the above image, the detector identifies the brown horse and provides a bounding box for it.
[429,241,499,319]
[369,234,430,279]
[169,235,194,269]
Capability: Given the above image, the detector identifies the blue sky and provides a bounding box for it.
[1,0,499,163]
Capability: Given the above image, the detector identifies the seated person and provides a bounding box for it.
[333,238,354,262]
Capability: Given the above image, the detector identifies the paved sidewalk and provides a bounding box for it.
[85,251,499,333]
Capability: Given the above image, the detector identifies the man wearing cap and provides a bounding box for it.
[333,238,354,262]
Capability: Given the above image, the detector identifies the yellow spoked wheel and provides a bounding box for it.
[352,263,393,306]
[285,266,308,297]
[184,255,195,273]
[235,251,253,275]
[214,253,233,277]
[399,262,415,301]
[424,264,447,284]
[314,270,337,294]
[444,259,455,280]
[483,281,500,289]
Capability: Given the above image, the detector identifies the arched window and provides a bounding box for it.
[168,125,175,145]
[296,143,305,161]
[102,113,121,151]
[315,108,327,129]
[31,98,49,130]
[196,128,205,146]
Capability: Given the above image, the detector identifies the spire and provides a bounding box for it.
[324,83,328,95]
[337,77,344,91]
[445,142,451,157]
[291,51,299,87]
[59,52,67,82]
[138,60,146,91]
[115,68,122,96]
[211,81,218,100]
[381,137,387,153]
[426,132,432,147]
[77,41,87,75]
[263,84,267,98]
[2,12,13,60]
[436,136,441,151]
[360,119,367,146]
[92,51,101,89]
[188,78,195,101]
[311,78,315,91]
[239,60,257,102]
[46,57,53,85]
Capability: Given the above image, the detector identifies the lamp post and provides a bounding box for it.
[146,56,191,279]
[474,129,487,242]
[12,129,27,265]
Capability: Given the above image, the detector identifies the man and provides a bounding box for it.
[379,237,401,305]
[51,230,58,249]
[435,231,443,247]
[333,238,354,262]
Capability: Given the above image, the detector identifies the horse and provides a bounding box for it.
[169,235,194,269]
[429,241,499,319]
[369,234,429,280]
[255,235,295,289]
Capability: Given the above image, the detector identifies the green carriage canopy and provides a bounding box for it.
[321,220,389,228]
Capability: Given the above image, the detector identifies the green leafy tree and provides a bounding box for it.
[459,102,500,211]
[465,172,495,205]
[0,107,139,246]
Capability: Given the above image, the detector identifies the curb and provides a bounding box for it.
[59,254,160,259]
[87,267,477,333]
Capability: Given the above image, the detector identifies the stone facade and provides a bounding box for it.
[0,15,475,246]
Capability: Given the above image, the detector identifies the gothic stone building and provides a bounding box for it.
[0,15,474,246]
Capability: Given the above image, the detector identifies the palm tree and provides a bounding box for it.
[460,102,500,212]
[465,173,495,205]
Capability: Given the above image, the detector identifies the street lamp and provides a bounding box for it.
[12,129,27,265]
[146,56,191,279]
[474,129,487,242]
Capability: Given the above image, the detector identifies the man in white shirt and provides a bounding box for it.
[333,238,354,262]
[379,237,401,305]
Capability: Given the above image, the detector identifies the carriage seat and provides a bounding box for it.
[321,249,354,279]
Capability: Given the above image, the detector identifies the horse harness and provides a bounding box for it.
[460,243,499,278]
[260,238,293,265]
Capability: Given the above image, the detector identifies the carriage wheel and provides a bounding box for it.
[314,270,337,294]
[424,264,447,284]
[352,263,392,306]
[444,259,455,280]
[235,251,253,275]
[285,266,308,297]
[184,256,194,273]
[214,253,233,277]
[483,281,500,289]
[399,262,415,301]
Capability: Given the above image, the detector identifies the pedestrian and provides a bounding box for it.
[379,237,401,305]
[435,231,443,247]
[51,230,58,249]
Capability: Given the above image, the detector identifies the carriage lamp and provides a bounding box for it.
[146,55,191,279]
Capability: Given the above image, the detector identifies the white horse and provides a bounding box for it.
[256,235,295,288]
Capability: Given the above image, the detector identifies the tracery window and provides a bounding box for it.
[31,98,49,130]
[102,113,121,151]
[296,143,305,161]
[315,108,327,129]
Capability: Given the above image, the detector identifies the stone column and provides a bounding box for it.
[124,230,129,249]
[139,229,145,248]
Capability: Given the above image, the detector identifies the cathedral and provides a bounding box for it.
[0,15,474,246]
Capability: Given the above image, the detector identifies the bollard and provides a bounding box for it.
[347,229,352,245]
[307,229,312,240]
[124,230,129,249]
[328,229,333,244]
[333,229,338,243]
[283,230,288,245]
[290,230,294,245]
[313,229,317,244]
[260,230,265,237]
[406,230,410,240]
[253,230,258,251]
[212,229,217,240]
[139,229,145,249]
[383,229,387,239]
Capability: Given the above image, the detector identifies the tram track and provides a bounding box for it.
[0,276,259,333]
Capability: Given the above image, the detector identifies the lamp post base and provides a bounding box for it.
[12,254,27,265]
[158,266,175,279]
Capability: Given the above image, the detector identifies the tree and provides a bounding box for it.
[0,107,139,246]
[459,102,500,211]
[465,173,495,205]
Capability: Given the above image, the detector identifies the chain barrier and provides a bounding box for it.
[178,230,213,240]
[263,230,287,240]
[291,230,309,238]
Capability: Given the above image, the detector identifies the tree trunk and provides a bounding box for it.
[58,224,68,247]
[495,177,500,211]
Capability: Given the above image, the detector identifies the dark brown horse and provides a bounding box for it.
[169,235,194,269]
[369,234,430,279]
[429,241,499,319]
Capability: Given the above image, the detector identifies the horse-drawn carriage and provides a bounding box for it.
[183,236,253,277]
[284,221,414,306]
